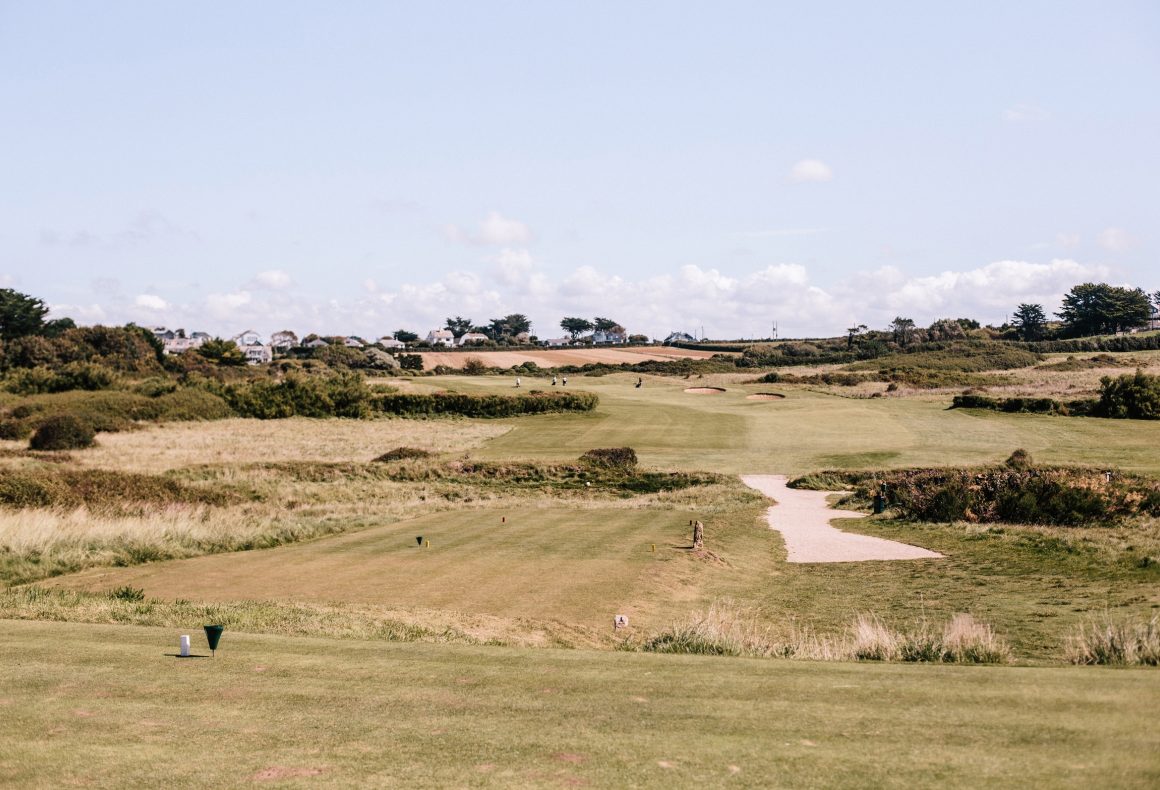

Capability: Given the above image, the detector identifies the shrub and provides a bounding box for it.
[579,447,638,472]
[29,414,95,450]
[108,585,146,602]
[1094,370,1160,419]
[373,447,432,462]
[372,390,598,418]
[461,356,489,375]
[1005,449,1033,471]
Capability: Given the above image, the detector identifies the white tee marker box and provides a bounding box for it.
[614,615,628,630]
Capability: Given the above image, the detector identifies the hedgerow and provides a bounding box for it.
[372,390,598,417]
[791,466,1160,526]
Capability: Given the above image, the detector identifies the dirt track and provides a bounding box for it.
[741,475,943,563]
[419,346,725,369]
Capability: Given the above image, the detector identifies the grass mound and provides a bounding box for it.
[373,446,432,462]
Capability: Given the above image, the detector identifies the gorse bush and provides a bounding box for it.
[29,413,95,451]
[0,467,243,510]
[793,465,1160,525]
[3,362,117,394]
[373,390,598,417]
[579,447,638,471]
[373,446,432,462]
[210,372,373,419]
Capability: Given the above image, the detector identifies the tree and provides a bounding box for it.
[1057,283,1151,336]
[846,324,868,349]
[444,316,473,338]
[0,288,50,341]
[890,317,916,347]
[560,317,593,339]
[1011,303,1047,341]
[593,317,621,332]
[393,329,419,343]
[196,338,246,366]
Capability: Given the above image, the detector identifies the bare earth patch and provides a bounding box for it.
[684,387,726,394]
[745,393,785,401]
[740,474,943,563]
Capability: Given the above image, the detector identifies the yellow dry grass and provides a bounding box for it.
[418,346,725,370]
[69,417,510,473]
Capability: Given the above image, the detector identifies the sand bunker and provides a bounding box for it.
[745,392,785,400]
[684,387,726,394]
[740,474,943,563]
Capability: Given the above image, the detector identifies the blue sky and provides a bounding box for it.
[2,1,1156,340]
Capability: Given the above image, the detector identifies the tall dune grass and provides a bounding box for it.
[642,602,1011,663]
[1066,614,1160,666]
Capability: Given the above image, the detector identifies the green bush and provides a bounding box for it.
[28,414,95,451]
[372,390,598,418]
[212,373,373,419]
[1094,370,1160,419]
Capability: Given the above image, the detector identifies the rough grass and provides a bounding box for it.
[1066,613,1160,666]
[640,602,1011,663]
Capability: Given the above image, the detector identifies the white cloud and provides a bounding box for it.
[788,159,833,183]
[443,211,533,246]
[1003,103,1049,122]
[251,270,293,290]
[206,290,253,319]
[1098,227,1132,252]
[134,293,169,311]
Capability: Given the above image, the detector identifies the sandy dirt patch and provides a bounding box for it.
[419,347,725,370]
[740,475,943,563]
[745,393,785,400]
[683,387,726,394]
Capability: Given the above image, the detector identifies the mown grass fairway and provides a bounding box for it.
[428,375,1160,475]
[2,620,1157,788]
[43,507,712,636]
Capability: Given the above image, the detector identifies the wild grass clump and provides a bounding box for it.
[0,467,244,511]
[29,414,95,451]
[1066,615,1160,666]
[640,604,1011,663]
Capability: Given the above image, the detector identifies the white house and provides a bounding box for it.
[663,331,697,344]
[542,337,571,347]
[232,329,262,346]
[377,337,406,350]
[425,329,455,347]
[592,329,627,345]
[343,336,366,348]
[302,337,329,349]
[153,327,209,354]
[1150,305,1160,331]
[241,343,272,364]
[457,332,490,347]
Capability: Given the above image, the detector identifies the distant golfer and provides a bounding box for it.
[635,377,643,388]
[515,376,521,388]
[552,375,558,386]
[562,376,567,386]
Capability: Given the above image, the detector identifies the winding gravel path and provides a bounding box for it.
[741,475,944,563]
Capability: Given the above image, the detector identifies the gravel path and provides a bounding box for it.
[741,475,944,563]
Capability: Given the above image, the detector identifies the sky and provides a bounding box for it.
[1,1,1157,341]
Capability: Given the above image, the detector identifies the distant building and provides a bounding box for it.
[663,331,697,344]
[152,327,208,355]
[457,332,490,347]
[302,337,329,349]
[232,329,263,347]
[241,343,272,364]
[1150,305,1160,331]
[542,337,571,347]
[425,329,455,347]
[592,329,627,345]
[343,336,366,348]
[377,337,406,350]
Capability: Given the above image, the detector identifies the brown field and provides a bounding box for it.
[419,346,726,369]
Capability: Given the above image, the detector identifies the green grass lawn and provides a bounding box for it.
[2,620,1157,788]
[435,374,1160,475]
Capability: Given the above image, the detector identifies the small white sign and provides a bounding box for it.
[614,615,628,629]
